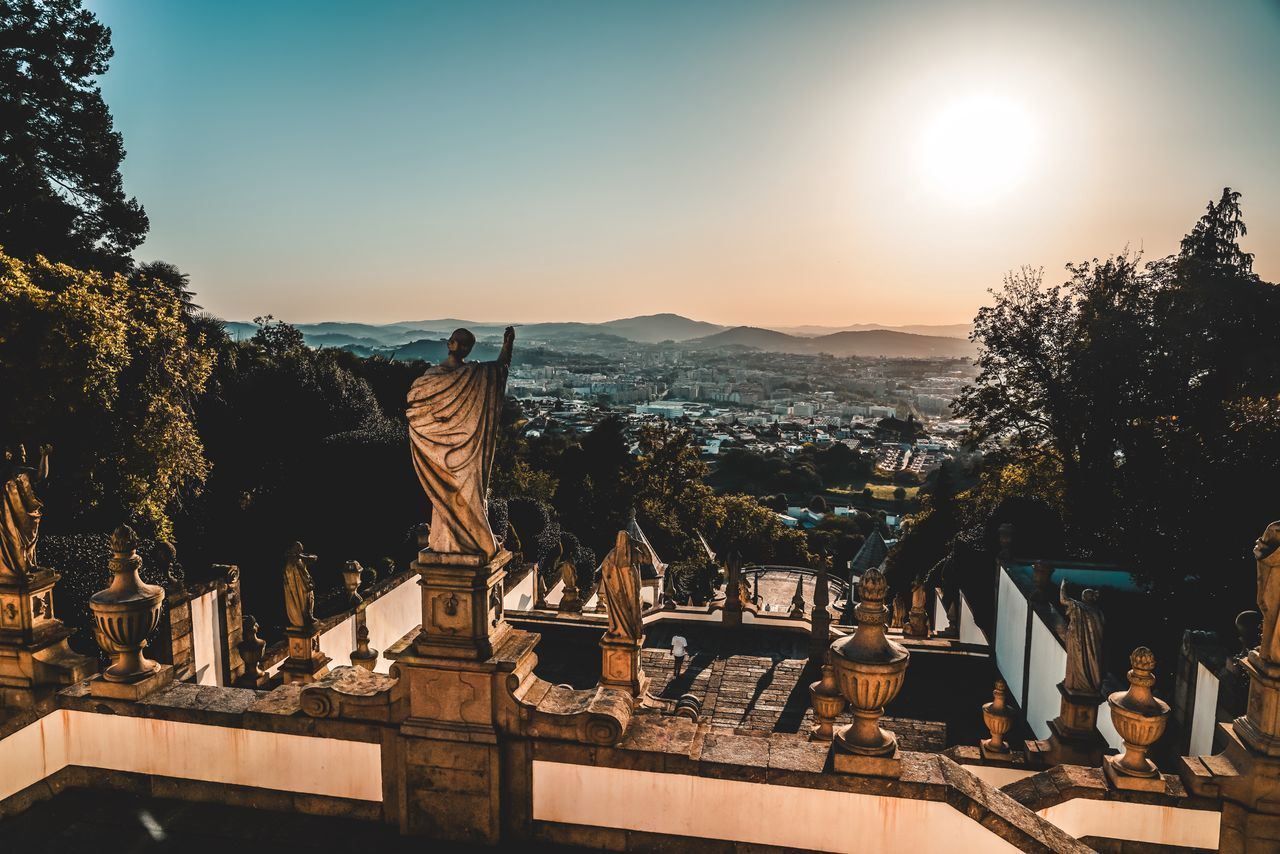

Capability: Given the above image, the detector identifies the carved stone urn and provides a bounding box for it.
[1105,647,1170,790]
[89,526,165,682]
[828,566,910,772]
[981,679,1015,758]
[809,661,847,741]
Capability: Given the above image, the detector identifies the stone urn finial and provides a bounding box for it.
[809,661,847,741]
[351,621,379,671]
[237,615,267,687]
[828,566,910,773]
[89,525,166,683]
[1105,646,1170,790]
[981,679,1015,758]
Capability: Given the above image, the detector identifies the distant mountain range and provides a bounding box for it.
[684,326,976,358]
[222,313,973,359]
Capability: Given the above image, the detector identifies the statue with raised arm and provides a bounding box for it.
[1060,579,1105,695]
[407,327,514,559]
[600,530,643,642]
[1254,521,1280,665]
[1,443,51,579]
[283,542,318,630]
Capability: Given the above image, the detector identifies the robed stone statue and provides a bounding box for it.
[407,327,514,560]
[1254,521,1280,665]
[1,444,51,579]
[283,542,318,630]
[600,530,643,642]
[1060,580,1104,695]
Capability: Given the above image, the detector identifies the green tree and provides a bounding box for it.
[0,0,148,270]
[0,249,212,537]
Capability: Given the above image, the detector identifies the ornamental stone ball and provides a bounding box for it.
[407,326,514,559]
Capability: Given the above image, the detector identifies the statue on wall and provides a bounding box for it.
[600,530,642,642]
[911,576,928,613]
[1254,521,1280,665]
[407,326,514,559]
[1060,580,1105,695]
[283,542,318,630]
[0,443,51,578]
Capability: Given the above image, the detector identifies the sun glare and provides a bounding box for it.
[918,94,1036,204]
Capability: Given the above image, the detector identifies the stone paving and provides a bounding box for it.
[642,647,946,751]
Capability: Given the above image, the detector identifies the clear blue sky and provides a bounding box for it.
[89,0,1280,325]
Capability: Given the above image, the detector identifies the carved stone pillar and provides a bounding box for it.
[389,546,537,845]
[0,564,94,708]
[280,623,330,685]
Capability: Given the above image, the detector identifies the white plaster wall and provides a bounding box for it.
[532,761,1021,854]
[1190,662,1220,756]
[961,764,1037,788]
[958,591,987,646]
[189,588,224,687]
[995,568,1028,704]
[1027,613,1068,740]
[1,709,381,802]
[503,569,536,612]
[1096,697,1123,752]
[933,590,951,634]
[1038,797,1219,850]
[267,571,420,677]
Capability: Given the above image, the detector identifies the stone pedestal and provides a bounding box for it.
[1235,651,1280,758]
[279,626,330,684]
[1041,682,1107,767]
[89,664,175,700]
[413,549,511,661]
[600,635,647,697]
[0,567,94,707]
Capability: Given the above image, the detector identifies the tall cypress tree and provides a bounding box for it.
[0,0,147,271]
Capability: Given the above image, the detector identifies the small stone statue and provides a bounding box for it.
[558,551,580,611]
[1255,522,1280,665]
[0,443,51,578]
[283,542,318,630]
[600,530,642,642]
[1060,579,1105,695]
[890,593,907,628]
[407,326,514,559]
[238,615,267,686]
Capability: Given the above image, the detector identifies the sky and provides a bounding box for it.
[88,0,1280,326]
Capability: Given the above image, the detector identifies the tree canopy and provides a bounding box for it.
[0,0,148,270]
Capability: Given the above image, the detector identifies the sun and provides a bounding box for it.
[918,94,1036,204]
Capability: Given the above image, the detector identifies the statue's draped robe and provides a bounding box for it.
[1258,536,1280,664]
[1063,598,1105,695]
[0,470,41,578]
[407,360,508,559]
[283,559,315,629]
[601,532,642,641]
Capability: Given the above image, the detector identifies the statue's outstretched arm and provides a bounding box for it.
[37,444,51,482]
[499,326,515,366]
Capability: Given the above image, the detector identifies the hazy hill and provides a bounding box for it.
[597,313,726,342]
[778,322,972,339]
[218,313,971,352]
[687,326,976,358]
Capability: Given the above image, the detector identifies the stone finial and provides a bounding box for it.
[90,525,167,685]
[237,615,267,687]
[342,559,368,605]
[810,563,832,664]
[981,679,1015,758]
[351,620,378,671]
[788,573,806,618]
[1105,647,1170,790]
[809,661,846,741]
[827,566,910,776]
